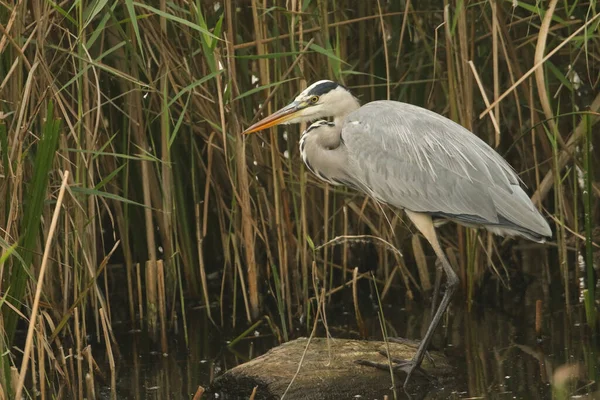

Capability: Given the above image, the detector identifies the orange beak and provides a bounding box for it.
[242,101,304,134]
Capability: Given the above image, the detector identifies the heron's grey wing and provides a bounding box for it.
[341,101,551,238]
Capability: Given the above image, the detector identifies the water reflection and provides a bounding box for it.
[102,280,599,399]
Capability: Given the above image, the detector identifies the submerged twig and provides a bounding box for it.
[315,234,403,259]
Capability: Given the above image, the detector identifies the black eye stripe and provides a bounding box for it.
[307,81,339,96]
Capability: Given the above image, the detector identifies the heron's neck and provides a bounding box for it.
[333,96,360,126]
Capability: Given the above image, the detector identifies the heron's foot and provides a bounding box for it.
[395,358,436,389]
[386,337,436,367]
[355,356,434,388]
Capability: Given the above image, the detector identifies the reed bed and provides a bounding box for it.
[0,0,598,397]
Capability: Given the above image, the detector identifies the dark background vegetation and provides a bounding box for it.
[0,0,599,398]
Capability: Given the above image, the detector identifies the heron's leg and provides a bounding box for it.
[403,211,459,389]
[387,337,436,365]
[430,259,443,316]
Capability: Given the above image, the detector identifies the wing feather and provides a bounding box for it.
[341,101,551,238]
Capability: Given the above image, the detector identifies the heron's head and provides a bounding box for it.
[243,80,360,134]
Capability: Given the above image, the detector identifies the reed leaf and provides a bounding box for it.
[4,102,61,343]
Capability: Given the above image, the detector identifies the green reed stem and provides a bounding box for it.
[582,115,596,329]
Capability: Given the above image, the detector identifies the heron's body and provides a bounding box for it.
[299,101,551,242]
[243,80,551,389]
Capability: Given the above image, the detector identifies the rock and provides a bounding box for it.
[209,337,453,399]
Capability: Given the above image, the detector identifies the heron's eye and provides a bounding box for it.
[309,95,319,104]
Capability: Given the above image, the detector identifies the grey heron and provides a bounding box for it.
[243,80,552,387]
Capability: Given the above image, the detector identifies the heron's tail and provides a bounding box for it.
[488,185,552,243]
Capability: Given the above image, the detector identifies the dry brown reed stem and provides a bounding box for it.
[319,115,335,292]
[475,235,507,287]
[546,216,600,248]
[443,4,457,118]
[231,99,256,323]
[10,367,18,399]
[202,132,216,239]
[352,268,366,338]
[157,260,168,353]
[323,185,330,298]
[158,0,174,304]
[1,297,26,319]
[192,386,205,400]
[534,0,571,306]
[36,317,46,400]
[0,0,24,55]
[146,259,158,335]
[10,60,37,165]
[14,170,70,400]
[376,0,390,100]
[427,19,445,105]
[249,2,289,324]
[342,205,349,277]
[315,235,403,260]
[395,0,411,69]
[296,5,308,310]
[308,271,371,301]
[380,263,400,301]
[535,299,543,337]
[82,39,104,341]
[534,0,560,137]
[529,79,542,208]
[0,22,35,90]
[114,202,136,326]
[458,2,473,129]
[232,12,405,50]
[75,307,83,399]
[85,374,96,400]
[232,238,252,324]
[479,12,600,119]
[85,346,95,400]
[249,386,258,400]
[195,203,213,323]
[532,91,600,205]
[99,308,116,400]
[467,61,500,135]
[135,262,143,321]
[128,29,160,327]
[492,9,525,134]
[30,322,38,394]
[245,38,315,125]
[281,285,327,399]
[60,347,73,397]
[490,0,500,147]
[226,3,260,319]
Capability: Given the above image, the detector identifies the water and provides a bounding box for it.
[98,261,599,399]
